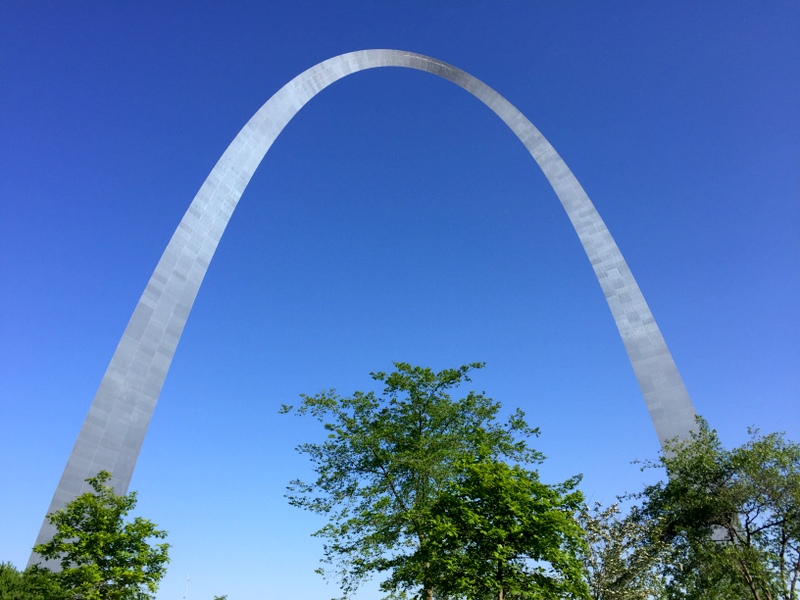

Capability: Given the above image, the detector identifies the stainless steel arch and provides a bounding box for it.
[31,49,696,560]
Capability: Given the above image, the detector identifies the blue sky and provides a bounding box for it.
[1,2,798,598]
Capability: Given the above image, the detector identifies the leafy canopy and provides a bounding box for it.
[0,562,68,600]
[411,458,589,600]
[282,362,588,599]
[579,502,669,600]
[633,419,800,600]
[33,471,170,600]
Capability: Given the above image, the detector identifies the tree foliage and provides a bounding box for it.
[32,471,170,600]
[414,458,588,600]
[0,562,68,600]
[634,420,800,600]
[579,503,668,600]
[281,362,588,599]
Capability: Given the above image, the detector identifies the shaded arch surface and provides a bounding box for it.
[31,49,696,560]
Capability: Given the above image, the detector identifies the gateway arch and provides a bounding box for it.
[31,49,697,559]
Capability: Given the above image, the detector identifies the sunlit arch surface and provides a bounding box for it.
[31,49,696,562]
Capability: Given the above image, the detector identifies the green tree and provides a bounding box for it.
[411,457,588,600]
[281,362,586,599]
[0,563,24,600]
[0,562,68,600]
[32,471,170,600]
[634,420,800,600]
[579,503,668,600]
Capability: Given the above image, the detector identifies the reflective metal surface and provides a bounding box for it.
[31,50,696,563]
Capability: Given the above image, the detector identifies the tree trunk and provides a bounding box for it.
[424,587,433,600]
[498,559,504,600]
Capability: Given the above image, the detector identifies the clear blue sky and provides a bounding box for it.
[1,2,798,598]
